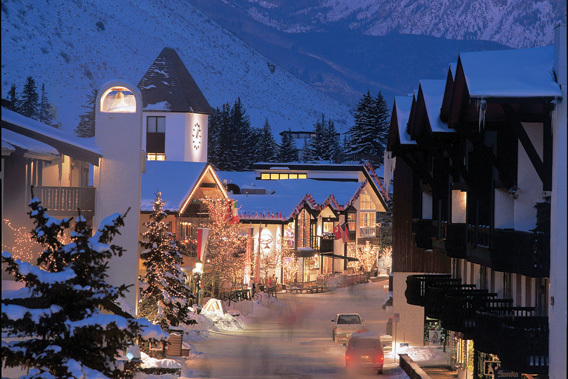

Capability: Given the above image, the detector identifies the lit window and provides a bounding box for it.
[360,193,376,211]
[147,153,166,161]
[289,174,298,179]
[261,173,270,180]
[360,211,376,237]
[280,174,289,179]
[100,87,136,113]
[298,174,307,179]
[270,173,279,180]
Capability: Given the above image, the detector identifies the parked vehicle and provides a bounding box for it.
[344,331,384,374]
[331,313,365,343]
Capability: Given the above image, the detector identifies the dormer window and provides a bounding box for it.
[100,87,136,113]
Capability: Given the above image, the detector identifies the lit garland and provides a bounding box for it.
[2,218,38,262]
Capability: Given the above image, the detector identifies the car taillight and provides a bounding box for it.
[375,355,384,363]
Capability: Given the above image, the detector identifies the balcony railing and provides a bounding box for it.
[498,316,549,374]
[445,223,467,258]
[441,289,497,337]
[412,219,434,249]
[319,237,334,253]
[34,186,95,219]
[490,229,549,277]
[474,306,535,355]
[467,224,491,247]
[405,274,453,306]
[424,283,475,320]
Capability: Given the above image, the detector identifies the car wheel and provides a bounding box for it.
[377,368,383,375]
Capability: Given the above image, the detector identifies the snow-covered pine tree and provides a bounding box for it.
[139,192,193,329]
[347,91,377,162]
[300,136,313,162]
[74,88,98,138]
[278,129,299,162]
[39,84,59,128]
[1,196,167,378]
[372,91,390,164]
[323,117,340,162]
[256,118,278,162]
[8,83,19,111]
[309,115,327,160]
[20,76,39,119]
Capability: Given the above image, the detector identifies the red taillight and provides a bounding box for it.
[346,354,351,360]
[375,355,384,363]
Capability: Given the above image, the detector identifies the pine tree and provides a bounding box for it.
[256,119,278,162]
[372,91,390,164]
[322,117,340,162]
[300,136,313,162]
[278,129,299,162]
[347,91,376,162]
[75,88,98,137]
[1,196,167,378]
[39,83,59,128]
[8,83,19,111]
[310,115,327,161]
[20,76,39,119]
[139,192,193,329]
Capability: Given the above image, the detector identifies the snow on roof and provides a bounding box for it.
[394,96,416,145]
[217,171,363,219]
[419,80,454,133]
[2,128,60,158]
[1,108,101,165]
[460,46,562,98]
[448,62,457,80]
[141,161,208,212]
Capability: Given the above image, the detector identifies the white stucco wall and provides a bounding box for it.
[494,189,514,229]
[514,122,543,232]
[392,272,425,347]
[94,80,143,314]
[550,22,567,379]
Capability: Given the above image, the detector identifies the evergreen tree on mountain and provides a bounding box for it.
[39,83,59,128]
[20,76,39,119]
[74,89,98,137]
[372,91,390,164]
[256,118,278,162]
[300,136,313,162]
[346,91,375,162]
[309,115,327,160]
[322,117,340,162]
[208,103,229,169]
[1,196,167,378]
[278,129,299,162]
[8,83,19,112]
[139,192,193,329]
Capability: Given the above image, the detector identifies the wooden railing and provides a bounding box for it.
[34,186,95,218]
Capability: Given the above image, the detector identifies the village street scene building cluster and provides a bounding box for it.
[1,4,566,379]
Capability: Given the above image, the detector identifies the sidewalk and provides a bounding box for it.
[421,366,458,379]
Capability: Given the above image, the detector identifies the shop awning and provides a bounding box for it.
[320,252,359,261]
[293,248,318,258]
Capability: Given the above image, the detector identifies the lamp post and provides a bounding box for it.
[193,259,203,306]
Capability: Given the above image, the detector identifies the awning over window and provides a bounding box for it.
[293,248,318,258]
[320,252,359,261]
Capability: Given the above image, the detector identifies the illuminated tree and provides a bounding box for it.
[202,199,246,292]
[356,241,380,272]
[1,196,167,378]
[139,192,193,328]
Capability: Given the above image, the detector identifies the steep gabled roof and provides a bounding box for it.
[137,47,214,114]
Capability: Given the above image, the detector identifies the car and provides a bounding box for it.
[344,331,384,375]
[331,313,365,344]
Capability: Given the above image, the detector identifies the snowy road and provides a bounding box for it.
[185,279,410,378]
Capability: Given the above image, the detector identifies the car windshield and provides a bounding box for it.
[351,339,380,350]
[337,315,361,324]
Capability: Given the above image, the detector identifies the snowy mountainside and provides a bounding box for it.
[1,0,353,135]
[218,0,566,49]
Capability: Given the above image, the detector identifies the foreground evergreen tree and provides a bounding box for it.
[139,192,193,329]
[20,76,39,119]
[372,91,390,164]
[74,88,98,137]
[346,91,375,162]
[1,196,167,378]
[278,129,299,162]
[256,119,278,162]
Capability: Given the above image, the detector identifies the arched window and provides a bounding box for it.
[100,86,136,113]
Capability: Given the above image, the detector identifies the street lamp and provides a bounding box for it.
[193,259,204,306]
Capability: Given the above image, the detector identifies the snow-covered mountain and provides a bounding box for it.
[218,0,566,49]
[1,0,353,135]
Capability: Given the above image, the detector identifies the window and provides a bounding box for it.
[147,116,165,155]
[100,87,136,113]
[147,153,166,161]
[347,212,357,240]
[259,172,307,180]
[359,193,376,237]
[297,209,312,248]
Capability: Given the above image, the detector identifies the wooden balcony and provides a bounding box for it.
[34,186,95,219]
[404,274,452,306]
[440,289,496,338]
[444,223,467,258]
[424,283,475,320]
[412,219,434,249]
[319,238,334,253]
[498,316,549,374]
[474,306,535,355]
[490,229,549,278]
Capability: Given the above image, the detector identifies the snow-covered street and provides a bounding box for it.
[179,279,414,378]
